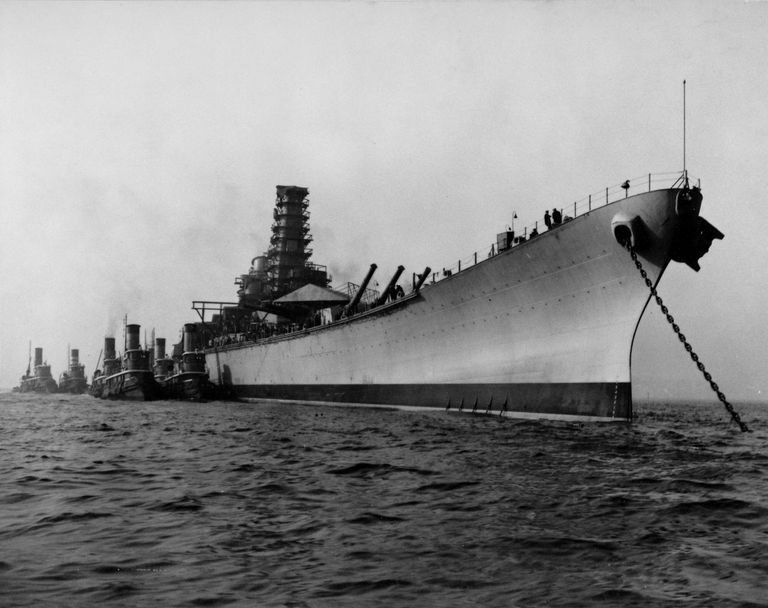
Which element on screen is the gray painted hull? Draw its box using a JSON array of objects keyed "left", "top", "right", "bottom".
[{"left": 207, "top": 189, "right": 687, "bottom": 421}]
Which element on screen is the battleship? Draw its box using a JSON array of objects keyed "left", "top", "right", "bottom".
[
  {"left": 189, "top": 175, "right": 722, "bottom": 422},
  {"left": 14, "top": 346, "right": 58, "bottom": 393}
]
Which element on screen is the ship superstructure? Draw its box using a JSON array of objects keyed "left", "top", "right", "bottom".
[
  {"left": 152, "top": 337, "right": 176, "bottom": 383},
  {"left": 236, "top": 185, "right": 329, "bottom": 308},
  {"left": 195, "top": 185, "right": 335, "bottom": 344},
  {"left": 58, "top": 348, "right": 88, "bottom": 394}
]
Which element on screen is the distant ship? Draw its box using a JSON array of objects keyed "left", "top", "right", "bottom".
[
  {"left": 14, "top": 346, "right": 58, "bottom": 393},
  {"left": 90, "top": 325, "right": 162, "bottom": 401},
  {"left": 57, "top": 348, "right": 88, "bottom": 394},
  {"left": 190, "top": 176, "right": 722, "bottom": 422}
]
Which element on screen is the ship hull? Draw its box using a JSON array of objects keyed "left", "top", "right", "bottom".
[
  {"left": 99, "top": 371, "right": 163, "bottom": 401},
  {"left": 16, "top": 378, "right": 58, "bottom": 394},
  {"left": 58, "top": 378, "right": 88, "bottom": 394},
  {"left": 160, "top": 372, "right": 219, "bottom": 402},
  {"left": 232, "top": 381, "right": 628, "bottom": 420},
  {"left": 205, "top": 188, "right": 702, "bottom": 421},
  {"left": 88, "top": 379, "right": 104, "bottom": 399}
]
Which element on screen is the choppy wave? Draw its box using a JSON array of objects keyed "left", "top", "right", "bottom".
[{"left": 0, "top": 392, "right": 766, "bottom": 607}]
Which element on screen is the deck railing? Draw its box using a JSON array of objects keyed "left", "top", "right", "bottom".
[{"left": 427, "top": 170, "right": 697, "bottom": 286}]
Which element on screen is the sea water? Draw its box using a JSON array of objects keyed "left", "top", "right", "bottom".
[{"left": 1, "top": 391, "right": 766, "bottom": 607}]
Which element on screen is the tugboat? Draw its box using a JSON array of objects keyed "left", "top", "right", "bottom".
[
  {"left": 158, "top": 324, "right": 218, "bottom": 401},
  {"left": 57, "top": 348, "right": 88, "bottom": 394},
  {"left": 14, "top": 345, "right": 58, "bottom": 393},
  {"left": 93, "top": 324, "right": 163, "bottom": 401},
  {"left": 89, "top": 337, "right": 117, "bottom": 399}
]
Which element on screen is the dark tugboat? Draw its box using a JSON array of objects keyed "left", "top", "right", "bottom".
[
  {"left": 89, "top": 337, "right": 117, "bottom": 398},
  {"left": 158, "top": 324, "right": 217, "bottom": 401},
  {"left": 57, "top": 348, "right": 88, "bottom": 394},
  {"left": 14, "top": 346, "right": 58, "bottom": 393},
  {"left": 92, "top": 324, "right": 163, "bottom": 401}
]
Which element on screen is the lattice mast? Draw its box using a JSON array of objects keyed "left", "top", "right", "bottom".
[{"left": 267, "top": 185, "right": 325, "bottom": 298}]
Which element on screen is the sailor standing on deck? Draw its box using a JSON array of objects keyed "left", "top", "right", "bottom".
[{"left": 544, "top": 210, "right": 552, "bottom": 229}]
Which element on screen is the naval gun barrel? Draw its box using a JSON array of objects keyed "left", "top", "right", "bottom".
[
  {"left": 345, "top": 264, "right": 377, "bottom": 315},
  {"left": 414, "top": 266, "right": 432, "bottom": 292},
  {"left": 374, "top": 265, "right": 405, "bottom": 307}
]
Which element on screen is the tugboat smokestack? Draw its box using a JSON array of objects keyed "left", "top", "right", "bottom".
[
  {"left": 155, "top": 338, "right": 166, "bottom": 360},
  {"left": 126, "top": 324, "right": 141, "bottom": 351},
  {"left": 183, "top": 324, "right": 197, "bottom": 353},
  {"left": 104, "top": 337, "right": 116, "bottom": 360},
  {"left": 70, "top": 349, "right": 80, "bottom": 366},
  {"left": 34, "top": 348, "right": 43, "bottom": 367}
]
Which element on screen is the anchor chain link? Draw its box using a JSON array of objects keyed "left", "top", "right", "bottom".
[{"left": 627, "top": 246, "right": 749, "bottom": 433}]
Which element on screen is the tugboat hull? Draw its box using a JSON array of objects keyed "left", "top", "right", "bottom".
[
  {"left": 100, "top": 371, "right": 163, "bottom": 401},
  {"left": 161, "top": 372, "right": 218, "bottom": 402}
]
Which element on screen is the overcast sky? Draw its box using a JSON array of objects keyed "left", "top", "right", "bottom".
[{"left": 1, "top": 0, "right": 766, "bottom": 404}]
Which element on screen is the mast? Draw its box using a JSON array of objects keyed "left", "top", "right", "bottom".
[
  {"left": 683, "top": 79, "right": 688, "bottom": 187},
  {"left": 93, "top": 349, "right": 103, "bottom": 377}
]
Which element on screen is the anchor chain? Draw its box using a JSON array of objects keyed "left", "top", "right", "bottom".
[{"left": 627, "top": 246, "right": 749, "bottom": 432}]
